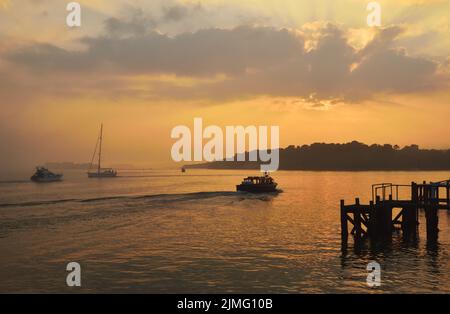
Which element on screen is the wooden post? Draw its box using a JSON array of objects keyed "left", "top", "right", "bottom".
[
  {"left": 376, "top": 196, "right": 391, "bottom": 238},
  {"left": 386, "top": 203, "right": 393, "bottom": 236},
  {"left": 411, "top": 182, "right": 420, "bottom": 228},
  {"left": 423, "top": 183, "right": 439, "bottom": 243},
  {"left": 411, "top": 182, "right": 417, "bottom": 202},
  {"left": 340, "top": 200, "right": 348, "bottom": 243},
  {"left": 446, "top": 182, "right": 449, "bottom": 210},
  {"left": 418, "top": 184, "right": 423, "bottom": 203},
  {"left": 354, "top": 198, "right": 362, "bottom": 241},
  {"left": 423, "top": 185, "right": 429, "bottom": 205},
  {"left": 368, "top": 200, "right": 375, "bottom": 238},
  {"left": 425, "top": 203, "right": 439, "bottom": 243},
  {"left": 402, "top": 204, "right": 417, "bottom": 240},
  {"left": 374, "top": 195, "right": 381, "bottom": 238}
]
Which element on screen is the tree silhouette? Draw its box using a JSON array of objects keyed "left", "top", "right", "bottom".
[{"left": 185, "top": 141, "right": 450, "bottom": 170}]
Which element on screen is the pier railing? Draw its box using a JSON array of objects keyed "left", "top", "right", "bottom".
[{"left": 372, "top": 183, "right": 411, "bottom": 202}]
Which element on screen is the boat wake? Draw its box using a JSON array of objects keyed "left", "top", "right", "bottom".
[
  {"left": 0, "top": 198, "right": 80, "bottom": 208},
  {"left": 0, "top": 191, "right": 280, "bottom": 237},
  {"left": 0, "top": 180, "right": 30, "bottom": 184},
  {"left": 0, "top": 191, "right": 276, "bottom": 209}
]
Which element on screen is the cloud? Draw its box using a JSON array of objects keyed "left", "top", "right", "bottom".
[
  {"left": 8, "top": 25, "right": 304, "bottom": 77},
  {"left": 104, "top": 7, "right": 157, "bottom": 37},
  {"left": 162, "top": 3, "right": 204, "bottom": 22},
  {"left": 352, "top": 48, "right": 437, "bottom": 93},
  {"left": 1, "top": 21, "right": 447, "bottom": 105},
  {"left": 357, "top": 26, "right": 404, "bottom": 57}
]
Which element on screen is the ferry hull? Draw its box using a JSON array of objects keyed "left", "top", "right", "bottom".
[
  {"left": 30, "top": 175, "right": 63, "bottom": 183},
  {"left": 236, "top": 184, "right": 278, "bottom": 193}
]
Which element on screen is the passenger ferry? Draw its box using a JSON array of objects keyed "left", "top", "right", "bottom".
[{"left": 236, "top": 172, "right": 278, "bottom": 193}]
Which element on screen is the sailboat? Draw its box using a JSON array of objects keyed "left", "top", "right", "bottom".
[{"left": 87, "top": 124, "right": 118, "bottom": 178}]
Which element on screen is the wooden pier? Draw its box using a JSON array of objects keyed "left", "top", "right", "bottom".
[{"left": 340, "top": 180, "right": 450, "bottom": 244}]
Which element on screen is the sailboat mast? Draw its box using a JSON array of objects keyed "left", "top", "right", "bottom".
[{"left": 98, "top": 124, "right": 103, "bottom": 174}]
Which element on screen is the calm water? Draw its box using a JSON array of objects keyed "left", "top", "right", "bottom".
[{"left": 0, "top": 170, "right": 449, "bottom": 293}]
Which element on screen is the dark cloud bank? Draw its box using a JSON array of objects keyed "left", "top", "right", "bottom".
[{"left": 3, "top": 21, "right": 448, "bottom": 104}]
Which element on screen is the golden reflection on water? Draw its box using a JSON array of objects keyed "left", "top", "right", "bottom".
[{"left": 0, "top": 170, "right": 449, "bottom": 293}]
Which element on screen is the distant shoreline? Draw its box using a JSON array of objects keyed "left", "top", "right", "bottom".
[
  {"left": 184, "top": 166, "right": 450, "bottom": 172},
  {"left": 184, "top": 141, "right": 450, "bottom": 172},
  {"left": 184, "top": 164, "right": 450, "bottom": 172}
]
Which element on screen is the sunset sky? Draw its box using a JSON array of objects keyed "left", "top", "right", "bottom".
[{"left": 1, "top": 0, "right": 450, "bottom": 170}]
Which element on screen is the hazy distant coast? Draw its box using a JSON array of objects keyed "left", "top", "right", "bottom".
[
  {"left": 184, "top": 141, "right": 450, "bottom": 171},
  {"left": 44, "top": 162, "right": 134, "bottom": 170},
  {"left": 44, "top": 162, "right": 94, "bottom": 170}
]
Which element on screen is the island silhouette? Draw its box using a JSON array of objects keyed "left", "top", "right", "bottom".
[{"left": 184, "top": 141, "right": 450, "bottom": 171}]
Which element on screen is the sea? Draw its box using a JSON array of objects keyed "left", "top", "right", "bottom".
[{"left": 0, "top": 169, "right": 449, "bottom": 293}]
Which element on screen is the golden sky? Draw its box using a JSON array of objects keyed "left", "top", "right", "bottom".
[{"left": 0, "top": 0, "right": 449, "bottom": 170}]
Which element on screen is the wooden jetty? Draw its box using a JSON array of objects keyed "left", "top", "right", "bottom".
[{"left": 340, "top": 180, "right": 450, "bottom": 244}]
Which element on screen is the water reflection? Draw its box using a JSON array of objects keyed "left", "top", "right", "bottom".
[
  {"left": 0, "top": 170, "right": 449, "bottom": 293},
  {"left": 340, "top": 231, "right": 446, "bottom": 292}
]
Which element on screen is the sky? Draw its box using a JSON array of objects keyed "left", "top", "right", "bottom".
[{"left": 0, "top": 0, "right": 449, "bottom": 170}]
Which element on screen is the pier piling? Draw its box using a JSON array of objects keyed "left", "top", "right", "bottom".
[{"left": 340, "top": 200, "right": 348, "bottom": 243}]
